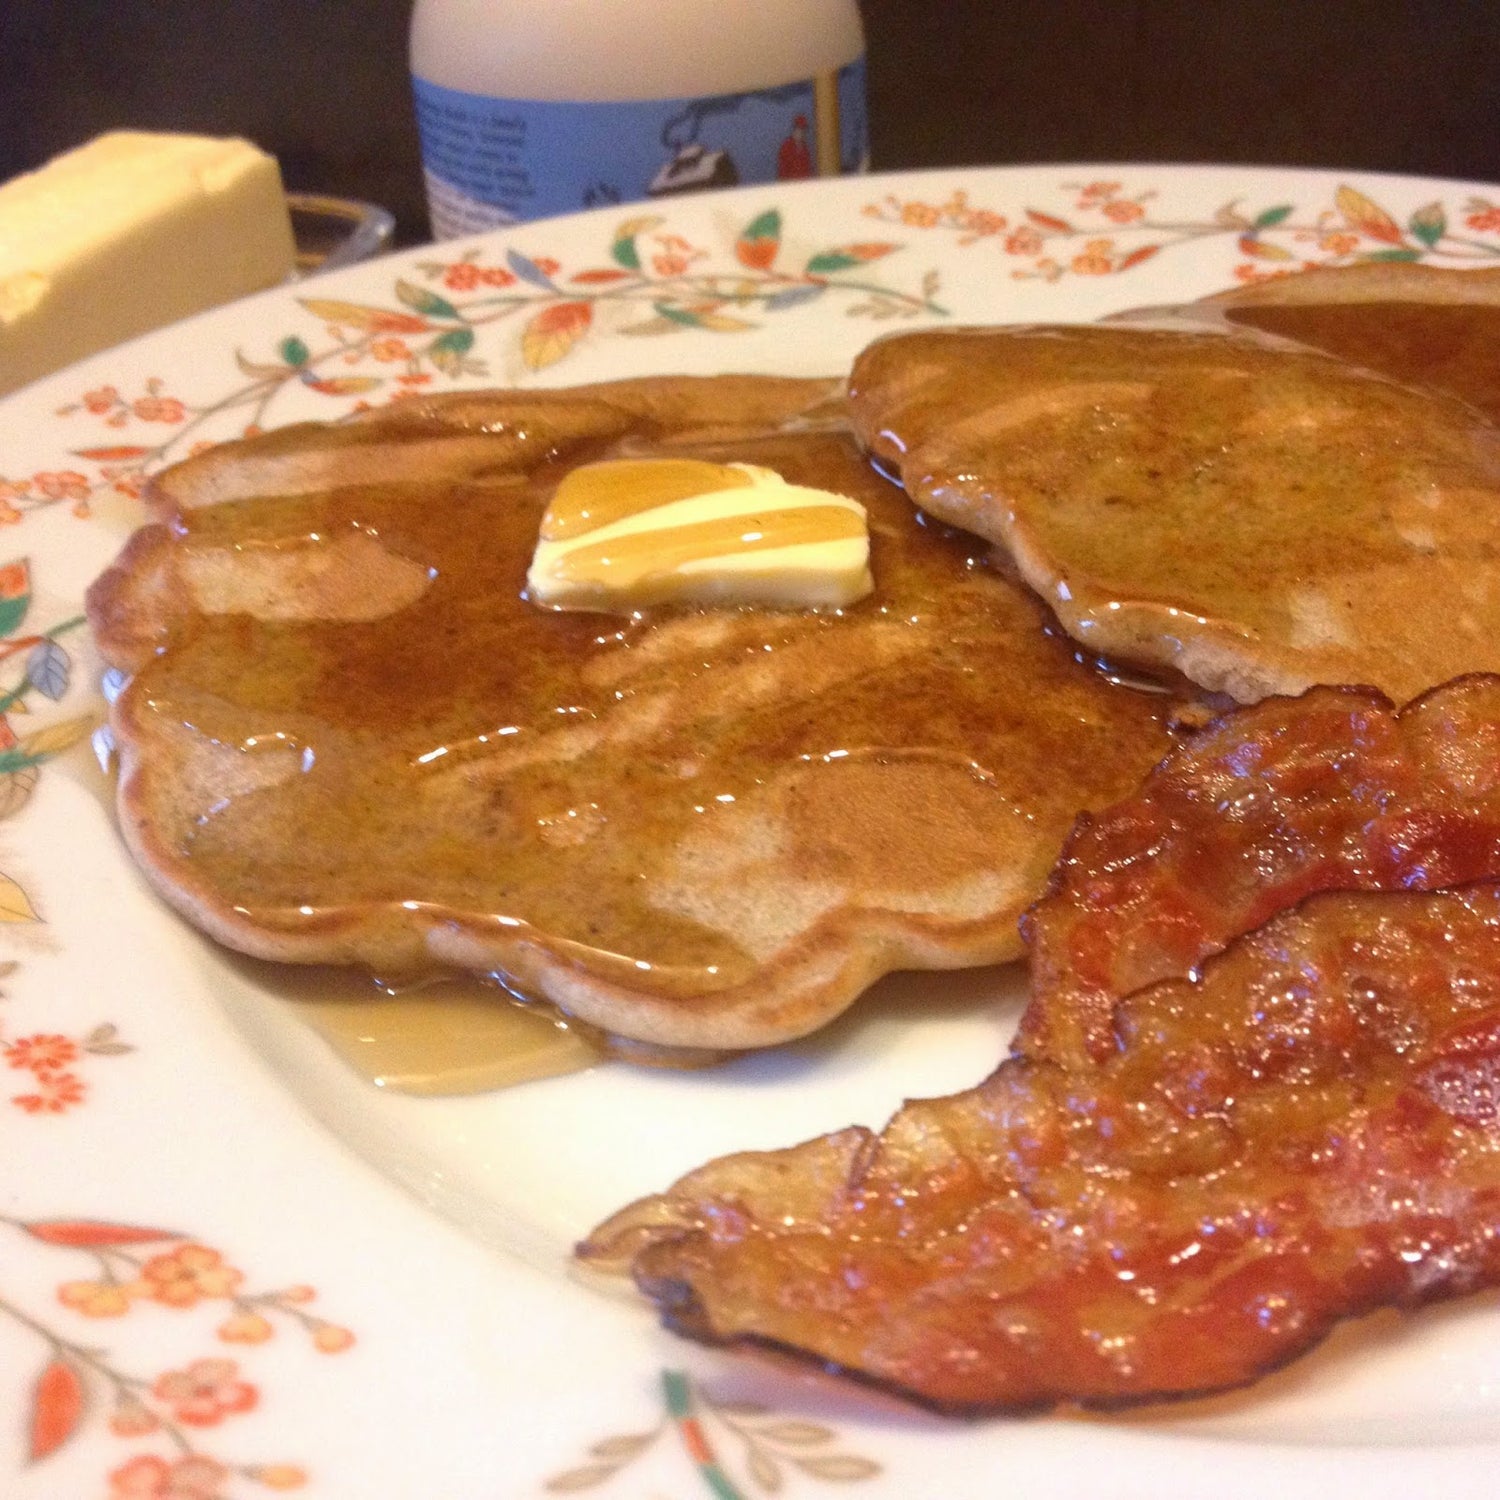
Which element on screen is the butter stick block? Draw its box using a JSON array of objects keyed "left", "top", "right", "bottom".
[
  {"left": 528, "top": 459, "right": 874, "bottom": 612},
  {"left": 0, "top": 131, "right": 297, "bottom": 396}
]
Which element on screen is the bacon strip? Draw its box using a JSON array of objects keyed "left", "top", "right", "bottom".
[
  {"left": 581, "top": 883, "right": 1500, "bottom": 1412},
  {"left": 1020, "top": 675, "right": 1500, "bottom": 1069}
]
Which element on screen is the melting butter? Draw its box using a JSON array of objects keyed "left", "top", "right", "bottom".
[
  {"left": 527, "top": 457, "right": 873, "bottom": 611},
  {"left": 540, "top": 457, "right": 755, "bottom": 540}
]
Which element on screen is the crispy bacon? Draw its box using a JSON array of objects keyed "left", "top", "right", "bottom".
[
  {"left": 581, "top": 884, "right": 1500, "bottom": 1412},
  {"left": 1020, "top": 675, "right": 1500, "bottom": 1069}
]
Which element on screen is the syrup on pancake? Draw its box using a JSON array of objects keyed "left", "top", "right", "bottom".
[
  {"left": 848, "top": 315, "right": 1500, "bottom": 705},
  {"left": 1202, "top": 261, "right": 1500, "bottom": 423},
  {"left": 88, "top": 379, "right": 1179, "bottom": 1054},
  {"left": 1221, "top": 299, "right": 1500, "bottom": 423}
]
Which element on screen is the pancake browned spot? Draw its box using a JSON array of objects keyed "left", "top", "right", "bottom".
[
  {"left": 88, "top": 377, "right": 1179, "bottom": 1052},
  {"left": 849, "top": 308, "right": 1500, "bottom": 705}
]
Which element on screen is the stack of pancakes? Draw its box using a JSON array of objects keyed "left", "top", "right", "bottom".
[{"left": 87, "top": 262, "right": 1500, "bottom": 1054}]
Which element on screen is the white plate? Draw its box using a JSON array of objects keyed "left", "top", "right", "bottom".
[{"left": 6, "top": 163, "right": 1500, "bottom": 1500}]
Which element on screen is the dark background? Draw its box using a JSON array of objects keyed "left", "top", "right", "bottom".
[{"left": 2, "top": 0, "right": 1496, "bottom": 247}]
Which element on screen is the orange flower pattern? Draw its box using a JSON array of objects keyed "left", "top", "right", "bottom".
[
  {"left": 0, "top": 180, "right": 1487, "bottom": 531},
  {"left": 443, "top": 260, "right": 516, "bottom": 291},
  {"left": 12, "top": 1070, "right": 87, "bottom": 1114},
  {"left": 152, "top": 1358, "right": 258, "bottom": 1427},
  {"left": 33, "top": 469, "right": 90, "bottom": 501},
  {"left": 863, "top": 178, "right": 1500, "bottom": 286},
  {"left": 4, "top": 1014, "right": 132, "bottom": 1116},
  {"left": 0, "top": 173, "right": 1495, "bottom": 1497},
  {"left": 141, "top": 1244, "right": 245, "bottom": 1307},
  {"left": 310, "top": 1323, "right": 356, "bottom": 1353},
  {"left": 6, "top": 1032, "right": 78, "bottom": 1071},
  {"left": 217, "top": 1310, "right": 274, "bottom": 1344},
  {"left": 2, "top": 1216, "right": 349, "bottom": 1492},
  {"left": 109, "top": 1453, "right": 230, "bottom": 1499},
  {"left": 10, "top": 206, "right": 939, "bottom": 519},
  {"left": 132, "top": 394, "right": 187, "bottom": 424},
  {"left": 60, "top": 1278, "right": 136, "bottom": 1317}
]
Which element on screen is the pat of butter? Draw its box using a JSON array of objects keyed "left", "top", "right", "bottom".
[
  {"left": 0, "top": 131, "right": 296, "bottom": 397},
  {"left": 527, "top": 458, "right": 874, "bottom": 611}
]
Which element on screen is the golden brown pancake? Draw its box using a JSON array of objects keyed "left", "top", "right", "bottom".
[
  {"left": 849, "top": 311, "right": 1500, "bottom": 705},
  {"left": 89, "top": 377, "right": 1178, "bottom": 1052}
]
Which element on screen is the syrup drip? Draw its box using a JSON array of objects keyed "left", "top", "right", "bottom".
[{"left": 291, "top": 970, "right": 600, "bottom": 1094}]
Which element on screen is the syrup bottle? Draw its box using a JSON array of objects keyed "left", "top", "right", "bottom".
[{"left": 409, "top": 0, "right": 868, "bottom": 239}]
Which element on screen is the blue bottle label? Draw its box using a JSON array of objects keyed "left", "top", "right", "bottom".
[{"left": 413, "top": 57, "right": 868, "bottom": 237}]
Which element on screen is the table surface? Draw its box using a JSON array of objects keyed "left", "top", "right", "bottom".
[{"left": 1, "top": 0, "right": 1496, "bottom": 246}]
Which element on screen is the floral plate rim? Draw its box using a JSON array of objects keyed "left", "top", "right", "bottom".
[{"left": 4, "top": 162, "right": 1500, "bottom": 1500}]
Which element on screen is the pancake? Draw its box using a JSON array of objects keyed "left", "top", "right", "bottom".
[
  {"left": 88, "top": 377, "right": 1179, "bottom": 1052},
  {"left": 848, "top": 288, "right": 1500, "bottom": 705}
]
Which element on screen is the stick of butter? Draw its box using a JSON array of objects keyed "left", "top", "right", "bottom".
[
  {"left": 528, "top": 457, "right": 874, "bottom": 611},
  {"left": 0, "top": 131, "right": 296, "bottom": 397}
]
